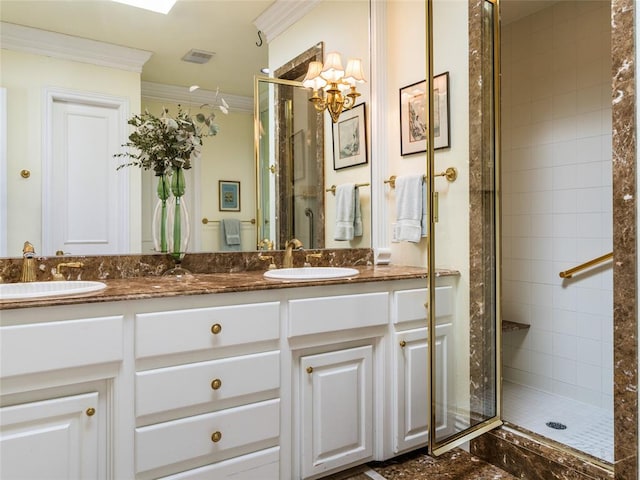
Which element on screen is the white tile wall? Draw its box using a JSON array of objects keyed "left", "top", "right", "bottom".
[{"left": 501, "top": 1, "right": 613, "bottom": 409}]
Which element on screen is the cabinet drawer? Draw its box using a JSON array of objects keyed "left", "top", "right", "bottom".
[
  {"left": 288, "top": 292, "right": 388, "bottom": 337},
  {"left": 0, "top": 316, "right": 123, "bottom": 378},
  {"left": 135, "top": 399, "right": 280, "bottom": 475},
  {"left": 394, "top": 286, "right": 453, "bottom": 325},
  {"left": 159, "top": 446, "right": 279, "bottom": 480},
  {"left": 135, "top": 302, "right": 279, "bottom": 359},
  {"left": 136, "top": 350, "right": 280, "bottom": 417}
]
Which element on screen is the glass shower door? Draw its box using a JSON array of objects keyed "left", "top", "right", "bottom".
[{"left": 428, "top": 0, "right": 502, "bottom": 455}]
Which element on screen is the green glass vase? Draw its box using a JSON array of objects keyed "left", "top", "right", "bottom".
[
  {"left": 151, "top": 174, "right": 171, "bottom": 253},
  {"left": 166, "top": 167, "right": 191, "bottom": 262}
]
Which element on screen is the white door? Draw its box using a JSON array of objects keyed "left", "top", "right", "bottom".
[
  {"left": 300, "top": 345, "right": 373, "bottom": 479},
  {"left": 0, "top": 392, "right": 101, "bottom": 480},
  {"left": 45, "top": 95, "right": 128, "bottom": 255}
]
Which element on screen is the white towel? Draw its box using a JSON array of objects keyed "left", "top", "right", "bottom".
[
  {"left": 334, "top": 183, "right": 362, "bottom": 241},
  {"left": 221, "top": 218, "right": 241, "bottom": 251},
  {"left": 395, "top": 174, "right": 425, "bottom": 243}
]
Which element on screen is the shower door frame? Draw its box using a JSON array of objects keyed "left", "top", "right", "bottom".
[{"left": 427, "top": 0, "right": 503, "bottom": 456}]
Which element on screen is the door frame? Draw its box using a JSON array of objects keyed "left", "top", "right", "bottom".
[{"left": 428, "top": 0, "right": 503, "bottom": 455}]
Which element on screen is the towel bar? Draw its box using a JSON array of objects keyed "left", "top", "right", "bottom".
[
  {"left": 325, "top": 183, "right": 370, "bottom": 195},
  {"left": 384, "top": 167, "right": 457, "bottom": 189},
  {"left": 202, "top": 218, "right": 256, "bottom": 225}
]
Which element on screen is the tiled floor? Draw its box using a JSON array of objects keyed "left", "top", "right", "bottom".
[
  {"left": 502, "top": 380, "right": 614, "bottom": 463},
  {"left": 324, "top": 449, "right": 518, "bottom": 480}
]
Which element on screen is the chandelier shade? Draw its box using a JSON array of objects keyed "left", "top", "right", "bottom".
[{"left": 303, "top": 52, "right": 366, "bottom": 123}]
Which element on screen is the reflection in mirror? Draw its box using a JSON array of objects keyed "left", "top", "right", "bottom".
[
  {"left": 0, "top": 0, "right": 372, "bottom": 257},
  {"left": 256, "top": 77, "right": 323, "bottom": 250}
]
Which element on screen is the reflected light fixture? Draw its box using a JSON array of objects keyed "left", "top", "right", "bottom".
[
  {"left": 302, "top": 52, "right": 366, "bottom": 123},
  {"left": 112, "top": 0, "right": 177, "bottom": 14}
]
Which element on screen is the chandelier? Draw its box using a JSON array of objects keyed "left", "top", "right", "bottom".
[{"left": 302, "top": 52, "right": 366, "bottom": 123}]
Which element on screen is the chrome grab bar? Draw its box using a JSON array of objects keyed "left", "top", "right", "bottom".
[{"left": 559, "top": 252, "right": 613, "bottom": 279}]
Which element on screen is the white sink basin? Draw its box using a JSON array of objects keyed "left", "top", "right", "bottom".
[
  {"left": 0, "top": 281, "right": 107, "bottom": 300},
  {"left": 263, "top": 267, "right": 359, "bottom": 281}
]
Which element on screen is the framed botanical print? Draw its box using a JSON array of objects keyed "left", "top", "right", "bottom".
[
  {"left": 400, "top": 73, "right": 450, "bottom": 155},
  {"left": 433, "top": 72, "right": 450, "bottom": 150},
  {"left": 400, "top": 80, "right": 428, "bottom": 155},
  {"left": 332, "top": 103, "right": 368, "bottom": 170},
  {"left": 218, "top": 180, "right": 240, "bottom": 211}
]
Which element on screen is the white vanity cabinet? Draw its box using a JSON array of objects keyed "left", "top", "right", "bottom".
[
  {"left": 133, "top": 301, "right": 281, "bottom": 480},
  {"left": 391, "top": 283, "right": 455, "bottom": 455},
  {"left": 0, "top": 306, "right": 125, "bottom": 480},
  {"left": 0, "top": 272, "right": 458, "bottom": 480},
  {"left": 288, "top": 290, "right": 388, "bottom": 479}
]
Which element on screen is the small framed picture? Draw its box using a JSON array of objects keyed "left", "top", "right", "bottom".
[
  {"left": 333, "top": 103, "right": 368, "bottom": 170},
  {"left": 433, "top": 72, "right": 450, "bottom": 150},
  {"left": 218, "top": 180, "right": 240, "bottom": 211},
  {"left": 400, "top": 80, "right": 428, "bottom": 155},
  {"left": 399, "top": 73, "right": 450, "bottom": 155}
]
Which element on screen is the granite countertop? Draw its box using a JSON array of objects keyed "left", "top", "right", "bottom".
[{"left": 0, "top": 265, "right": 459, "bottom": 310}]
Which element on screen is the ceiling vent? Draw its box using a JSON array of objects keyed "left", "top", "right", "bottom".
[{"left": 181, "top": 49, "right": 215, "bottom": 64}]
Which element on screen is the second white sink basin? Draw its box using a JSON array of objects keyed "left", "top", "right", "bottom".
[
  {"left": 0, "top": 281, "right": 107, "bottom": 300},
  {"left": 263, "top": 267, "right": 359, "bottom": 281}
]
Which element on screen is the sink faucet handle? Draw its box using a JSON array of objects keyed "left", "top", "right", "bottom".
[
  {"left": 258, "top": 254, "right": 277, "bottom": 270},
  {"left": 304, "top": 253, "right": 322, "bottom": 267},
  {"left": 258, "top": 238, "right": 274, "bottom": 251},
  {"left": 53, "top": 262, "right": 84, "bottom": 280}
]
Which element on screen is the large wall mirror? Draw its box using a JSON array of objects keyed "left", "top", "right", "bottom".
[{"left": 0, "top": 0, "right": 371, "bottom": 257}]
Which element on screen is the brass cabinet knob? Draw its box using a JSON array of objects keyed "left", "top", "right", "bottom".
[
  {"left": 399, "top": 340, "right": 407, "bottom": 348},
  {"left": 86, "top": 407, "right": 96, "bottom": 416},
  {"left": 211, "top": 323, "right": 222, "bottom": 335},
  {"left": 306, "top": 366, "right": 313, "bottom": 374},
  {"left": 211, "top": 431, "right": 222, "bottom": 443},
  {"left": 211, "top": 378, "right": 222, "bottom": 390}
]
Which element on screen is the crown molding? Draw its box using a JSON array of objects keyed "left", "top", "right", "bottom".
[
  {"left": 253, "top": 0, "right": 321, "bottom": 43},
  {"left": 141, "top": 82, "right": 253, "bottom": 114},
  {"left": 0, "top": 22, "right": 152, "bottom": 72}
]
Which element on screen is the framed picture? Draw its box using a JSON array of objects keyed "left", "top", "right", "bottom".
[
  {"left": 332, "top": 103, "right": 368, "bottom": 170},
  {"left": 292, "top": 129, "right": 306, "bottom": 181},
  {"left": 400, "top": 73, "right": 450, "bottom": 155},
  {"left": 433, "top": 72, "right": 450, "bottom": 150},
  {"left": 400, "top": 80, "right": 428, "bottom": 155},
  {"left": 218, "top": 180, "right": 240, "bottom": 211}
]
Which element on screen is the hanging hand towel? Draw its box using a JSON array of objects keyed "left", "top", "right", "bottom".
[
  {"left": 334, "top": 183, "right": 362, "bottom": 241},
  {"left": 221, "top": 218, "right": 241, "bottom": 251},
  {"left": 354, "top": 186, "right": 363, "bottom": 238},
  {"left": 395, "top": 174, "right": 424, "bottom": 243}
]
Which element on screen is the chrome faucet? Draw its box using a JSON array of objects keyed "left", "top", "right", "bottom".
[
  {"left": 20, "top": 241, "right": 37, "bottom": 282},
  {"left": 283, "top": 238, "right": 303, "bottom": 268}
]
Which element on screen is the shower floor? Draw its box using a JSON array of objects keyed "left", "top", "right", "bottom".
[{"left": 502, "top": 381, "right": 613, "bottom": 463}]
